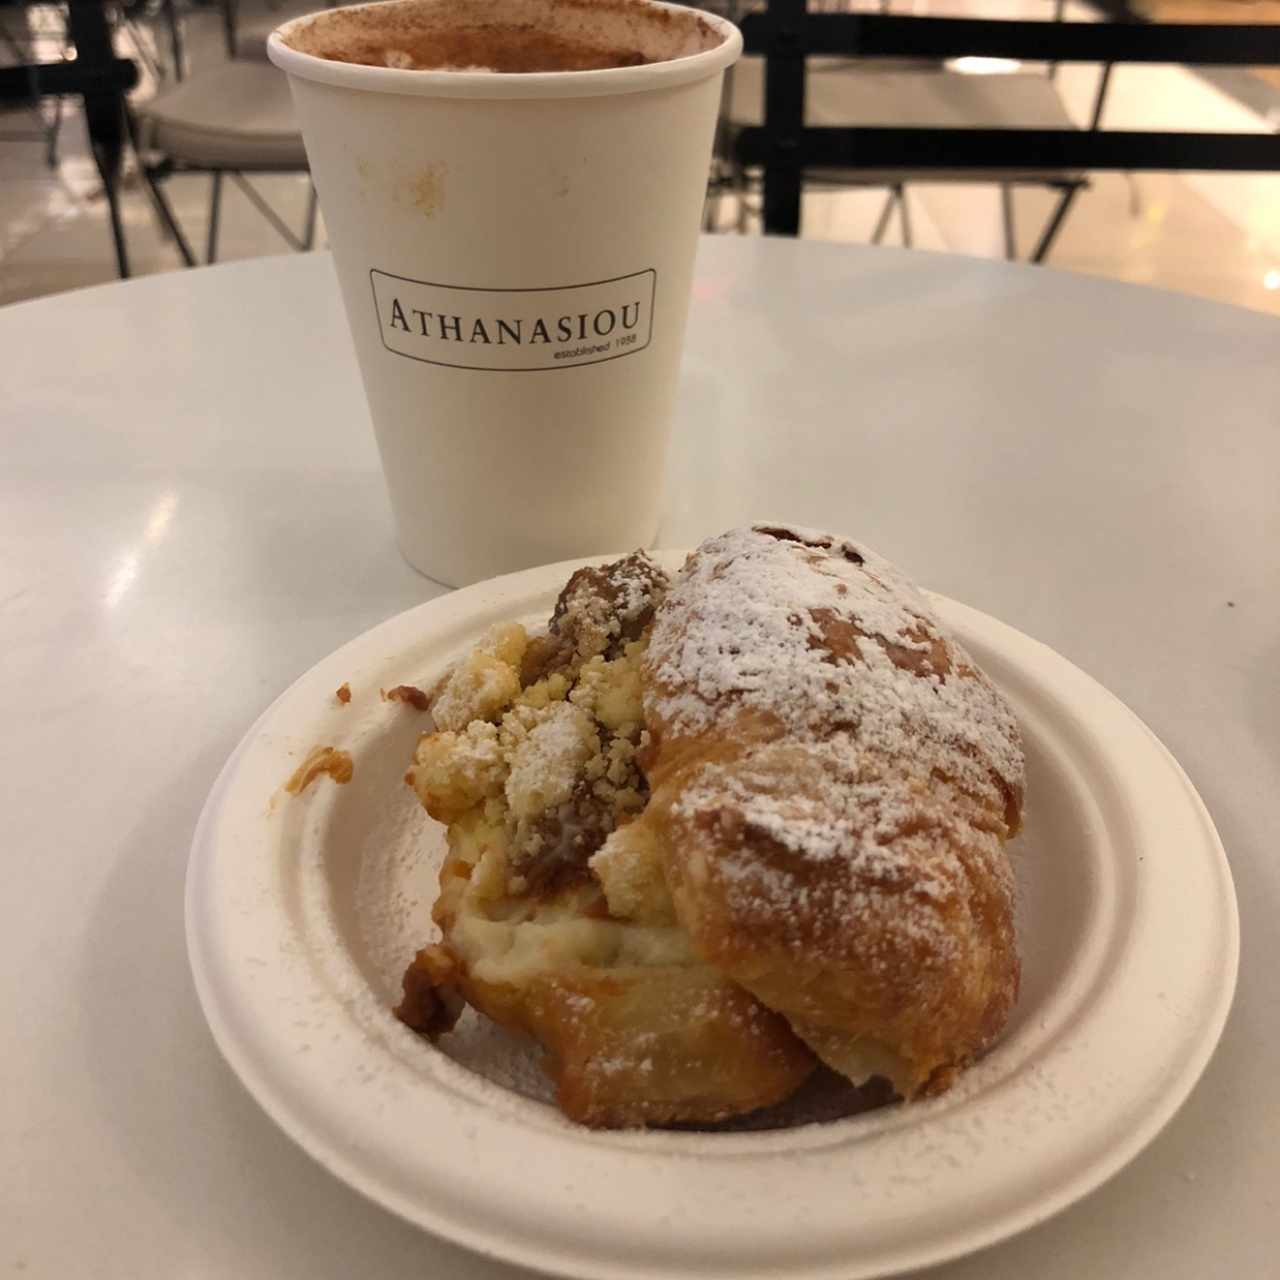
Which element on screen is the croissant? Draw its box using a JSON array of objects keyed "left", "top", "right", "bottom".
[
  {"left": 631, "top": 525, "right": 1024, "bottom": 1097},
  {"left": 398, "top": 525, "right": 1024, "bottom": 1124}
]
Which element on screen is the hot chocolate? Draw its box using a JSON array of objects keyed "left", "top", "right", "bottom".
[
  {"left": 307, "top": 24, "right": 648, "bottom": 73},
  {"left": 283, "top": 0, "right": 716, "bottom": 74}
]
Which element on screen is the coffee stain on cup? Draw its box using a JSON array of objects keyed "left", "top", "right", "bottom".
[
  {"left": 356, "top": 158, "right": 446, "bottom": 217},
  {"left": 354, "top": 156, "right": 372, "bottom": 203},
  {"left": 401, "top": 163, "right": 447, "bottom": 217}
]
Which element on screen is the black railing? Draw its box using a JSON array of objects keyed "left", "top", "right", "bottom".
[{"left": 734, "top": 3, "right": 1280, "bottom": 236}]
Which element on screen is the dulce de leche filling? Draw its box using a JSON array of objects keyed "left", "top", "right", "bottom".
[{"left": 284, "top": 0, "right": 722, "bottom": 74}]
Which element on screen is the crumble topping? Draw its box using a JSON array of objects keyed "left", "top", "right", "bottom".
[{"left": 408, "top": 552, "right": 670, "bottom": 902}]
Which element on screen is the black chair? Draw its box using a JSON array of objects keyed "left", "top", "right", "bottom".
[
  {"left": 711, "top": 0, "right": 1091, "bottom": 257},
  {"left": 734, "top": 4, "right": 1280, "bottom": 259},
  {"left": 0, "top": 0, "right": 138, "bottom": 274}
]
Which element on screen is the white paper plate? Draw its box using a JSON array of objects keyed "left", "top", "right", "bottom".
[{"left": 186, "top": 553, "right": 1238, "bottom": 1280}]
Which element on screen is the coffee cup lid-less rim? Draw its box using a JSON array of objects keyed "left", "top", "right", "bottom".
[{"left": 267, "top": 0, "right": 743, "bottom": 100}]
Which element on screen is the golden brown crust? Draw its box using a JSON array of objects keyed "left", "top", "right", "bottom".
[
  {"left": 639, "top": 526, "right": 1024, "bottom": 1097},
  {"left": 438, "top": 824, "right": 816, "bottom": 1127},
  {"left": 394, "top": 944, "right": 465, "bottom": 1036},
  {"left": 646, "top": 763, "right": 1018, "bottom": 1094},
  {"left": 456, "top": 961, "right": 813, "bottom": 1128}
]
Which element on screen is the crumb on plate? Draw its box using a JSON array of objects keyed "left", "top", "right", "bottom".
[
  {"left": 285, "top": 745, "right": 354, "bottom": 794},
  {"left": 383, "top": 684, "right": 432, "bottom": 711}
]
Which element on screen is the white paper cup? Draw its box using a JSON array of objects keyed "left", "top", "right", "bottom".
[{"left": 268, "top": 0, "right": 741, "bottom": 586}]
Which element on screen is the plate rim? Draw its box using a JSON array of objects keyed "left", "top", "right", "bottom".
[{"left": 185, "top": 552, "right": 1240, "bottom": 1280}]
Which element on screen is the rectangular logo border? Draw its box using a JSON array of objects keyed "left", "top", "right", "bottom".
[{"left": 368, "top": 268, "right": 657, "bottom": 373}]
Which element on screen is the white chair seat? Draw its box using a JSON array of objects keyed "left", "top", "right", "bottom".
[
  {"left": 139, "top": 61, "right": 306, "bottom": 170},
  {"left": 727, "top": 57, "right": 1083, "bottom": 184}
]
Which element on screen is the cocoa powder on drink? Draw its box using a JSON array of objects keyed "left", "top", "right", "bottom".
[
  {"left": 283, "top": 0, "right": 718, "bottom": 73},
  {"left": 319, "top": 24, "right": 648, "bottom": 72}
]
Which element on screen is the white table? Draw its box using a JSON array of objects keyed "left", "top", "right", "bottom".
[{"left": 3, "top": 237, "right": 1277, "bottom": 1279}]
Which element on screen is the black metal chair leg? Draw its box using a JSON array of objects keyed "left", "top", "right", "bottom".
[
  {"left": 82, "top": 104, "right": 130, "bottom": 276},
  {"left": 206, "top": 171, "right": 224, "bottom": 263},
  {"left": 1001, "top": 182, "right": 1017, "bottom": 261},
  {"left": 302, "top": 181, "right": 319, "bottom": 250},
  {"left": 734, "top": 165, "right": 752, "bottom": 235},
  {"left": 143, "top": 166, "right": 197, "bottom": 266},
  {"left": 896, "top": 184, "right": 913, "bottom": 249},
  {"left": 1031, "top": 184, "right": 1081, "bottom": 264},
  {"left": 870, "top": 188, "right": 897, "bottom": 245},
  {"left": 702, "top": 174, "right": 725, "bottom": 233},
  {"left": 763, "top": 162, "right": 802, "bottom": 237},
  {"left": 171, "top": 0, "right": 187, "bottom": 78},
  {"left": 123, "top": 107, "right": 197, "bottom": 267},
  {"left": 46, "top": 93, "right": 63, "bottom": 168},
  {"left": 99, "top": 161, "right": 131, "bottom": 278},
  {"left": 230, "top": 172, "right": 305, "bottom": 251}
]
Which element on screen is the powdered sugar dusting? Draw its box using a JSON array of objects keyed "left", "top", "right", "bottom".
[
  {"left": 612, "top": 552, "right": 664, "bottom": 627},
  {"left": 649, "top": 524, "right": 1022, "bottom": 807},
  {"left": 504, "top": 702, "right": 597, "bottom": 820},
  {"left": 646, "top": 525, "right": 1023, "bottom": 967}
]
